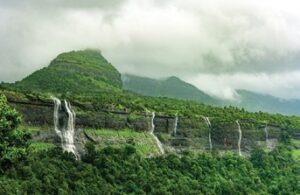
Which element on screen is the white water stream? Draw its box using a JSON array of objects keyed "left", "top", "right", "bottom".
[
  {"left": 52, "top": 97, "right": 79, "bottom": 159},
  {"left": 236, "top": 120, "right": 242, "bottom": 156},
  {"left": 151, "top": 112, "right": 165, "bottom": 154}
]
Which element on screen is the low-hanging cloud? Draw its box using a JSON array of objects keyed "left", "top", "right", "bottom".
[
  {"left": 1, "top": 0, "right": 300, "bottom": 99},
  {"left": 187, "top": 71, "right": 300, "bottom": 100}
]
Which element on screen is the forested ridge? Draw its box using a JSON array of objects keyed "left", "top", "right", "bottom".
[
  {"left": 1, "top": 50, "right": 300, "bottom": 132},
  {"left": 0, "top": 95, "right": 299, "bottom": 194},
  {"left": 0, "top": 50, "right": 300, "bottom": 194},
  {"left": 2, "top": 50, "right": 300, "bottom": 132}
]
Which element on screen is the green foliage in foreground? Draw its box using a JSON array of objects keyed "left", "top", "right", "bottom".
[
  {"left": 0, "top": 93, "right": 299, "bottom": 194},
  {"left": 0, "top": 145, "right": 298, "bottom": 194},
  {"left": 0, "top": 95, "right": 29, "bottom": 170}
]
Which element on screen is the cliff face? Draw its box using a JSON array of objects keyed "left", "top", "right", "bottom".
[
  {"left": 3, "top": 49, "right": 297, "bottom": 157},
  {"left": 8, "top": 98, "right": 282, "bottom": 155}
]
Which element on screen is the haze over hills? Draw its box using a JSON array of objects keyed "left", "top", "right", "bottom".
[
  {"left": 122, "top": 74, "right": 218, "bottom": 105},
  {"left": 123, "top": 74, "right": 300, "bottom": 115},
  {"left": 5, "top": 49, "right": 300, "bottom": 116},
  {"left": 232, "top": 90, "right": 300, "bottom": 115}
]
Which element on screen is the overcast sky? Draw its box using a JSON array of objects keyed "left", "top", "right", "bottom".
[{"left": 1, "top": 0, "right": 300, "bottom": 100}]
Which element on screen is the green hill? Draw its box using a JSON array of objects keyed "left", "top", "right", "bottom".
[
  {"left": 13, "top": 49, "right": 122, "bottom": 94},
  {"left": 122, "top": 74, "right": 218, "bottom": 105},
  {"left": 123, "top": 74, "right": 300, "bottom": 115}
]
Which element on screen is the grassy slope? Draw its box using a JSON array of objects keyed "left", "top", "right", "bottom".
[
  {"left": 12, "top": 49, "right": 122, "bottom": 94},
  {"left": 27, "top": 142, "right": 56, "bottom": 153},
  {"left": 85, "top": 128, "right": 160, "bottom": 156}
]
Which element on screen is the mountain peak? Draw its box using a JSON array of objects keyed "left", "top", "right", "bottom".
[
  {"left": 13, "top": 49, "right": 122, "bottom": 94},
  {"left": 50, "top": 49, "right": 107, "bottom": 67},
  {"left": 165, "top": 76, "right": 180, "bottom": 81}
]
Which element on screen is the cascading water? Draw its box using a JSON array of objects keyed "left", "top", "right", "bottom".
[
  {"left": 151, "top": 112, "right": 165, "bottom": 154},
  {"left": 63, "top": 100, "right": 78, "bottom": 156},
  {"left": 173, "top": 116, "right": 178, "bottom": 136},
  {"left": 51, "top": 97, "right": 79, "bottom": 159},
  {"left": 202, "top": 116, "right": 212, "bottom": 152},
  {"left": 52, "top": 97, "right": 62, "bottom": 139},
  {"left": 264, "top": 123, "right": 269, "bottom": 148},
  {"left": 236, "top": 120, "right": 242, "bottom": 156}
]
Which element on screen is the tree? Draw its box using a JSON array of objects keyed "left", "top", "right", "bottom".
[{"left": 0, "top": 95, "right": 29, "bottom": 170}]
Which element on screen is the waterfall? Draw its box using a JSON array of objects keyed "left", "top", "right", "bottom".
[
  {"left": 63, "top": 100, "right": 78, "bottom": 157},
  {"left": 202, "top": 116, "right": 212, "bottom": 152},
  {"left": 264, "top": 124, "right": 269, "bottom": 148},
  {"left": 52, "top": 97, "right": 62, "bottom": 139},
  {"left": 174, "top": 116, "right": 178, "bottom": 136},
  {"left": 236, "top": 120, "right": 242, "bottom": 156},
  {"left": 150, "top": 112, "right": 165, "bottom": 154},
  {"left": 51, "top": 97, "right": 79, "bottom": 159}
]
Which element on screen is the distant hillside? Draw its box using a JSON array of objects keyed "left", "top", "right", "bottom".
[
  {"left": 6, "top": 49, "right": 300, "bottom": 116},
  {"left": 122, "top": 74, "right": 218, "bottom": 105},
  {"left": 123, "top": 74, "right": 300, "bottom": 115},
  {"left": 231, "top": 90, "right": 300, "bottom": 116},
  {"left": 13, "top": 49, "right": 122, "bottom": 94}
]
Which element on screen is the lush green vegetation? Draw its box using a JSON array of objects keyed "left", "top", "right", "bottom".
[
  {"left": 1, "top": 49, "right": 300, "bottom": 193},
  {"left": 2, "top": 49, "right": 300, "bottom": 133},
  {"left": 122, "top": 74, "right": 217, "bottom": 105},
  {"left": 18, "top": 126, "right": 41, "bottom": 134},
  {"left": 291, "top": 139, "right": 300, "bottom": 161},
  {"left": 4, "top": 85, "right": 300, "bottom": 134},
  {"left": 71, "top": 90, "right": 300, "bottom": 133},
  {"left": 10, "top": 50, "right": 122, "bottom": 94},
  {"left": 0, "top": 95, "right": 29, "bottom": 170},
  {"left": 27, "top": 142, "right": 55, "bottom": 153},
  {"left": 123, "top": 74, "right": 300, "bottom": 115},
  {"left": 1, "top": 89, "right": 299, "bottom": 194},
  {"left": 292, "top": 139, "right": 300, "bottom": 145},
  {"left": 3, "top": 145, "right": 300, "bottom": 194},
  {"left": 85, "top": 128, "right": 160, "bottom": 156}
]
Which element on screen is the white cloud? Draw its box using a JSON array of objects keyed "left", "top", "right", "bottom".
[
  {"left": 187, "top": 71, "right": 300, "bottom": 100},
  {"left": 0, "top": 0, "right": 300, "bottom": 99}
]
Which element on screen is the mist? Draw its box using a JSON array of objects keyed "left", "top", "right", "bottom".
[{"left": 1, "top": 0, "right": 300, "bottom": 100}]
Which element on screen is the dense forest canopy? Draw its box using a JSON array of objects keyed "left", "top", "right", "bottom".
[{"left": 0, "top": 95, "right": 299, "bottom": 194}]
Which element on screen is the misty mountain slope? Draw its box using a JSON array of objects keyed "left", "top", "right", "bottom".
[
  {"left": 12, "top": 49, "right": 122, "bottom": 94},
  {"left": 6, "top": 48, "right": 300, "bottom": 116},
  {"left": 122, "top": 74, "right": 218, "bottom": 105},
  {"left": 232, "top": 90, "right": 300, "bottom": 115},
  {"left": 123, "top": 74, "right": 300, "bottom": 115}
]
